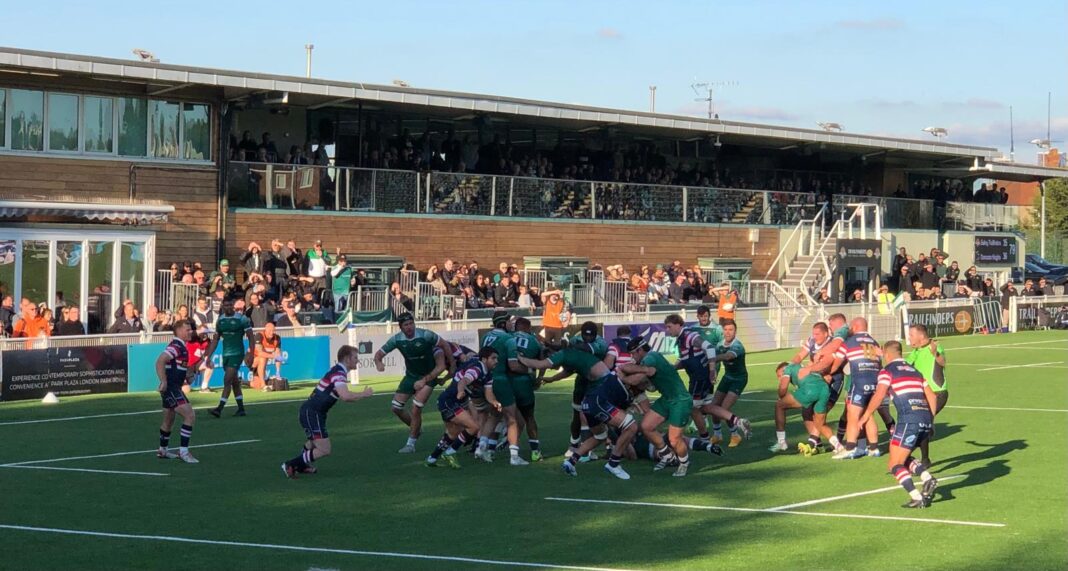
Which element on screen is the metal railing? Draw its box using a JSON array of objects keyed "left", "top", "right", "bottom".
[
  {"left": 155, "top": 269, "right": 174, "bottom": 310},
  {"left": 227, "top": 162, "right": 1034, "bottom": 231},
  {"left": 350, "top": 286, "right": 389, "bottom": 312},
  {"left": 169, "top": 283, "right": 200, "bottom": 313}
]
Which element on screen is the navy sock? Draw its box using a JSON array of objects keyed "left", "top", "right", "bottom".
[
  {"left": 179, "top": 424, "right": 193, "bottom": 448},
  {"left": 529, "top": 439, "right": 540, "bottom": 451},
  {"left": 608, "top": 454, "right": 622, "bottom": 468},
  {"left": 159, "top": 429, "right": 171, "bottom": 449}
]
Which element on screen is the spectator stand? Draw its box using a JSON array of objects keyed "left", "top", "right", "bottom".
[{"left": 1010, "top": 294, "right": 1068, "bottom": 331}]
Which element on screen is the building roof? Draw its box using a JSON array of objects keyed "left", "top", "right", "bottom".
[{"left": 0, "top": 46, "right": 1008, "bottom": 160}]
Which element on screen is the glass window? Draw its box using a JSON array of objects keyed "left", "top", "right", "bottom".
[
  {"left": 47, "top": 93, "right": 80, "bottom": 152},
  {"left": 119, "top": 242, "right": 145, "bottom": 312},
  {"left": 117, "top": 97, "right": 147, "bottom": 156},
  {"left": 10, "top": 89, "right": 44, "bottom": 151},
  {"left": 87, "top": 241, "right": 114, "bottom": 333},
  {"left": 182, "top": 103, "right": 211, "bottom": 160},
  {"left": 55, "top": 241, "right": 83, "bottom": 309},
  {"left": 83, "top": 96, "right": 114, "bottom": 153},
  {"left": 0, "top": 90, "right": 6, "bottom": 148},
  {"left": 20, "top": 240, "right": 50, "bottom": 305},
  {"left": 0, "top": 239, "right": 15, "bottom": 302},
  {"left": 149, "top": 100, "right": 180, "bottom": 159}
]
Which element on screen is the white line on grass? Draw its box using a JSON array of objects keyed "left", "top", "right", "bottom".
[
  {"left": 0, "top": 465, "right": 168, "bottom": 477},
  {"left": 941, "top": 404, "right": 1068, "bottom": 413},
  {"left": 949, "top": 339, "right": 1067, "bottom": 351},
  {"left": 765, "top": 475, "right": 965, "bottom": 511},
  {"left": 0, "top": 399, "right": 307, "bottom": 427},
  {"left": 0, "top": 439, "right": 260, "bottom": 467},
  {"left": 0, "top": 524, "right": 642, "bottom": 571},
  {"left": 545, "top": 497, "right": 1005, "bottom": 528},
  {"left": 977, "top": 361, "right": 1064, "bottom": 372}
]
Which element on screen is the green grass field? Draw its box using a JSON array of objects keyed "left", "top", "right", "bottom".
[{"left": 1, "top": 331, "right": 1066, "bottom": 571}]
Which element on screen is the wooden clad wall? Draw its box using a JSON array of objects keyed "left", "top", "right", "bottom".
[
  {"left": 227, "top": 210, "right": 780, "bottom": 276},
  {"left": 0, "top": 155, "right": 218, "bottom": 265}
]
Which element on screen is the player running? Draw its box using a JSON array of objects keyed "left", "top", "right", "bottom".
[
  {"left": 859, "top": 340, "right": 939, "bottom": 508},
  {"left": 426, "top": 347, "right": 498, "bottom": 469},
  {"left": 621, "top": 338, "right": 696, "bottom": 477},
  {"left": 209, "top": 301, "right": 256, "bottom": 418},
  {"left": 281, "top": 345, "right": 374, "bottom": 478},
  {"left": 156, "top": 320, "right": 199, "bottom": 464},
  {"left": 374, "top": 312, "right": 454, "bottom": 454},
  {"left": 771, "top": 361, "right": 843, "bottom": 455},
  {"left": 664, "top": 314, "right": 751, "bottom": 445},
  {"left": 832, "top": 318, "right": 884, "bottom": 459},
  {"left": 711, "top": 319, "right": 749, "bottom": 447},
  {"left": 904, "top": 324, "right": 948, "bottom": 466}
]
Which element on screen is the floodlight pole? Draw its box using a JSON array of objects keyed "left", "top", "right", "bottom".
[
  {"left": 305, "top": 44, "right": 314, "bottom": 78},
  {"left": 1040, "top": 181, "right": 1047, "bottom": 258}
]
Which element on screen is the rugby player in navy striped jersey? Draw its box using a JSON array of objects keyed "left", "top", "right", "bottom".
[
  {"left": 156, "top": 319, "right": 199, "bottom": 464},
  {"left": 281, "top": 345, "right": 374, "bottom": 478}
]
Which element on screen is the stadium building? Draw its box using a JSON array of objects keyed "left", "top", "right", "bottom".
[{"left": 0, "top": 46, "right": 1064, "bottom": 331}]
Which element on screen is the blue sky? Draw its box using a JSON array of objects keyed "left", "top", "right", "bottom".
[{"left": 6, "top": 0, "right": 1065, "bottom": 156}]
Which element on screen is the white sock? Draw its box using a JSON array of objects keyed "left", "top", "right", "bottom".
[
  {"left": 776, "top": 430, "right": 787, "bottom": 445},
  {"left": 443, "top": 448, "right": 455, "bottom": 456},
  {"left": 477, "top": 436, "right": 488, "bottom": 451},
  {"left": 829, "top": 436, "right": 842, "bottom": 449},
  {"left": 509, "top": 445, "right": 520, "bottom": 458},
  {"left": 179, "top": 446, "right": 189, "bottom": 454},
  {"left": 406, "top": 436, "right": 417, "bottom": 447},
  {"left": 909, "top": 489, "right": 923, "bottom": 501},
  {"left": 919, "top": 471, "right": 933, "bottom": 483},
  {"left": 487, "top": 438, "right": 498, "bottom": 449}
]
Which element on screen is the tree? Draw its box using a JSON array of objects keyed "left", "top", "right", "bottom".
[{"left": 1026, "top": 178, "right": 1068, "bottom": 264}]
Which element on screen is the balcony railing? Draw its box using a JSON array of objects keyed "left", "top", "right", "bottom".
[{"left": 225, "top": 162, "right": 1031, "bottom": 231}]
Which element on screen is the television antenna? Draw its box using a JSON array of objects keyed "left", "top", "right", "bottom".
[{"left": 691, "top": 80, "right": 737, "bottom": 119}]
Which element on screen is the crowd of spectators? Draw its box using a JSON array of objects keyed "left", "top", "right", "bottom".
[{"left": 897, "top": 178, "right": 1010, "bottom": 204}]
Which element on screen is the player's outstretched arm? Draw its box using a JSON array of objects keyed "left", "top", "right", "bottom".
[
  {"left": 518, "top": 355, "right": 552, "bottom": 370},
  {"left": 373, "top": 349, "right": 387, "bottom": 372},
  {"left": 336, "top": 382, "right": 374, "bottom": 402}
]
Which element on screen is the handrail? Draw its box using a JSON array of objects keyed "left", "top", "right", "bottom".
[
  {"left": 764, "top": 216, "right": 806, "bottom": 280},
  {"left": 797, "top": 218, "right": 842, "bottom": 296}
]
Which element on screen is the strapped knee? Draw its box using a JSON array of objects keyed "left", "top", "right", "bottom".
[
  {"left": 390, "top": 399, "right": 405, "bottom": 411},
  {"left": 594, "top": 431, "right": 608, "bottom": 441},
  {"left": 619, "top": 413, "right": 636, "bottom": 431},
  {"left": 571, "top": 402, "right": 583, "bottom": 412},
  {"left": 412, "top": 399, "right": 425, "bottom": 409},
  {"left": 632, "top": 392, "right": 649, "bottom": 404}
]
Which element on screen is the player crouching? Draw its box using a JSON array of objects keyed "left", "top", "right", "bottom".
[
  {"left": 425, "top": 347, "right": 498, "bottom": 469},
  {"left": 281, "top": 345, "right": 374, "bottom": 478}
]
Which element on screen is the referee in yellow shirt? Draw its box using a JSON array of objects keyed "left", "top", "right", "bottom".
[{"left": 905, "top": 324, "right": 948, "bottom": 466}]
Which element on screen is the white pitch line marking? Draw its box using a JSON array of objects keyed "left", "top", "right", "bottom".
[
  {"left": 545, "top": 497, "right": 1005, "bottom": 528},
  {"left": 977, "top": 361, "right": 1063, "bottom": 372},
  {"left": 950, "top": 339, "right": 1068, "bottom": 351},
  {"left": 0, "top": 439, "right": 260, "bottom": 467},
  {"left": 942, "top": 404, "right": 1068, "bottom": 413},
  {"left": 0, "top": 399, "right": 307, "bottom": 427},
  {"left": 765, "top": 475, "right": 965, "bottom": 511},
  {"left": 0, "top": 465, "right": 168, "bottom": 477},
  {"left": 0, "top": 524, "right": 642, "bottom": 571}
]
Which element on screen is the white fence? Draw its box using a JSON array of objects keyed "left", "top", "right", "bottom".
[{"left": 169, "top": 283, "right": 201, "bottom": 313}]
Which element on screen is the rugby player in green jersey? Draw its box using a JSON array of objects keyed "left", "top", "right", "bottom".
[
  {"left": 542, "top": 322, "right": 609, "bottom": 461},
  {"left": 519, "top": 336, "right": 617, "bottom": 463},
  {"left": 511, "top": 317, "right": 546, "bottom": 462},
  {"left": 711, "top": 319, "right": 749, "bottom": 447},
  {"left": 208, "top": 301, "right": 256, "bottom": 418},
  {"left": 620, "top": 338, "right": 694, "bottom": 477},
  {"left": 375, "top": 312, "right": 454, "bottom": 453},
  {"left": 771, "top": 360, "right": 843, "bottom": 455},
  {"left": 480, "top": 311, "right": 528, "bottom": 465}
]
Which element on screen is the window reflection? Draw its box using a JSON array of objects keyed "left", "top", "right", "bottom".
[
  {"left": 10, "top": 89, "right": 43, "bottom": 151},
  {"left": 21, "top": 240, "right": 50, "bottom": 305},
  {"left": 84, "top": 97, "right": 114, "bottom": 153},
  {"left": 149, "top": 101, "right": 179, "bottom": 158},
  {"left": 87, "top": 241, "right": 114, "bottom": 334},
  {"left": 47, "top": 93, "right": 79, "bottom": 151},
  {"left": 55, "top": 241, "right": 83, "bottom": 309}
]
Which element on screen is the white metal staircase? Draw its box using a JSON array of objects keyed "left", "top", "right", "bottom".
[{"left": 766, "top": 203, "right": 882, "bottom": 305}]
